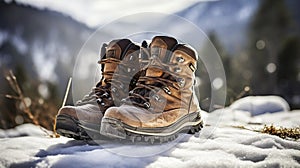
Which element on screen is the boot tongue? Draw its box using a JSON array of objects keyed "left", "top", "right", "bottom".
[
  {"left": 102, "top": 39, "right": 134, "bottom": 83},
  {"left": 149, "top": 36, "right": 178, "bottom": 61},
  {"left": 105, "top": 39, "right": 133, "bottom": 60},
  {"left": 147, "top": 36, "right": 178, "bottom": 77}
]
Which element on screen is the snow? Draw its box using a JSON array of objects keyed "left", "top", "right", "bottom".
[
  {"left": 0, "top": 123, "right": 48, "bottom": 138},
  {"left": 1, "top": 109, "right": 300, "bottom": 167},
  {"left": 230, "top": 96, "right": 290, "bottom": 116}
]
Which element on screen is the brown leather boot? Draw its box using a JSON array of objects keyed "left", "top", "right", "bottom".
[
  {"left": 100, "top": 36, "right": 203, "bottom": 143},
  {"left": 55, "top": 39, "right": 141, "bottom": 140}
]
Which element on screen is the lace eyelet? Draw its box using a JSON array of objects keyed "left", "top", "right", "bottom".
[
  {"left": 163, "top": 86, "right": 171, "bottom": 95},
  {"left": 178, "top": 78, "right": 185, "bottom": 87},
  {"left": 151, "top": 47, "right": 160, "bottom": 57},
  {"left": 174, "top": 67, "right": 181, "bottom": 73},
  {"left": 129, "top": 55, "right": 134, "bottom": 61},
  {"left": 152, "top": 54, "right": 158, "bottom": 58},
  {"left": 111, "top": 87, "right": 117, "bottom": 93},
  {"left": 153, "top": 95, "right": 160, "bottom": 101},
  {"left": 101, "top": 102, "right": 105, "bottom": 106},
  {"left": 103, "top": 92, "right": 109, "bottom": 97},
  {"left": 96, "top": 98, "right": 102, "bottom": 104},
  {"left": 176, "top": 57, "right": 185, "bottom": 63},
  {"left": 144, "top": 102, "right": 151, "bottom": 109}
]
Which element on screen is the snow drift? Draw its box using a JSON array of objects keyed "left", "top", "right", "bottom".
[{"left": 230, "top": 96, "right": 290, "bottom": 116}]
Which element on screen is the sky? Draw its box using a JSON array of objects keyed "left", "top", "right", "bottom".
[{"left": 15, "top": 0, "right": 213, "bottom": 28}]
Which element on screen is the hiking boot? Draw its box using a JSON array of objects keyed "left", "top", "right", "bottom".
[
  {"left": 100, "top": 36, "right": 203, "bottom": 143},
  {"left": 55, "top": 39, "right": 141, "bottom": 140}
]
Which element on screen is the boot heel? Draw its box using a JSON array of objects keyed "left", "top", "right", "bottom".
[{"left": 188, "top": 120, "right": 204, "bottom": 134}]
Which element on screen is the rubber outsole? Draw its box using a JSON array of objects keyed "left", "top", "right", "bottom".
[
  {"left": 56, "top": 114, "right": 103, "bottom": 141},
  {"left": 100, "top": 112, "right": 203, "bottom": 144}
]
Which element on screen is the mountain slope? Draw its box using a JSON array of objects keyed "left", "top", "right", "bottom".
[
  {"left": 0, "top": 1, "right": 93, "bottom": 94},
  {"left": 175, "top": 0, "right": 259, "bottom": 53}
]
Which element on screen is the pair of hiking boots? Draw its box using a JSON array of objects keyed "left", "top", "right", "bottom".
[{"left": 55, "top": 36, "right": 203, "bottom": 143}]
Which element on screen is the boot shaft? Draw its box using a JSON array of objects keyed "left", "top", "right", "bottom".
[
  {"left": 130, "top": 36, "right": 200, "bottom": 113},
  {"left": 96, "top": 39, "right": 141, "bottom": 111},
  {"left": 99, "top": 39, "right": 140, "bottom": 86}
]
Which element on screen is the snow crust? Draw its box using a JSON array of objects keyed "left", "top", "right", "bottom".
[
  {"left": 230, "top": 96, "right": 290, "bottom": 116},
  {"left": 0, "top": 123, "right": 47, "bottom": 138}
]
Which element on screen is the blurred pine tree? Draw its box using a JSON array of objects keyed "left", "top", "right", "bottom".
[{"left": 247, "top": 0, "right": 292, "bottom": 93}]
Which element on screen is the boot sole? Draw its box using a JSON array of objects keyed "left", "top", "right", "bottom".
[
  {"left": 100, "top": 112, "right": 203, "bottom": 144},
  {"left": 56, "top": 114, "right": 103, "bottom": 140}
]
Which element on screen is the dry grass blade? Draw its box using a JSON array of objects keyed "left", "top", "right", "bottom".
[
  {"left": 62, "top": 77, "right": 72, "bottom": 107},
  {"left": 5, "top": 70, "right": 39, "bottom": 125},
  {"left": 5, "top": 94, "right": 21, "bottom": 100},
  {"left": 51, "top": 77, "right": 72, "bottom": 138},
  {"left": 231, "top": 125, "right": 260, "bottom": 132},
  {"left": 230, "top": 86, "right": 251, "bottom": 104},
  {"left": 4, "top": 70, "right": 60, "bottom": 137}
]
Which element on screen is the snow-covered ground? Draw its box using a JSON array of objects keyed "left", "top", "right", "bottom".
[{"left": 1, "top": 97, "right": 300, "bottom": 168}]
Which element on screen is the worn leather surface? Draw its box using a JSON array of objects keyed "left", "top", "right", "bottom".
[
  {"left": 57, "top": 39, "right": 141, "bottom": 125},
  {"left": 104, "top": 36, "right": 201, "bottom": 128},
  {"left": 58, "top": 104, "right": 103, "bottom": 124}
]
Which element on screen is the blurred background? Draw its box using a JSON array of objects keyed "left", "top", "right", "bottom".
[{"left": 0, "top": 0, "right": 299, "bottom": 130}]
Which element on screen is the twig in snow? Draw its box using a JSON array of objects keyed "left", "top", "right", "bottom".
[
  {"left": 5, "top": 70, "right": 39, "bottom": 125},
  {"left": 261, "top": 125, "right": 300, "bottom": 140},
  {"left": 230, "top": 124, "right": 300, "bottom": 140}
]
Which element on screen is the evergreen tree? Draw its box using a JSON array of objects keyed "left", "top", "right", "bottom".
[
  {"left": 247, "top": 0, "right": 292, "bottom": 94},
  {"left": 277, "top": 36, "right": 300, "bottom": 105},
  {"left": 278, "top": 36, "right": 299, "bottom": 82}
]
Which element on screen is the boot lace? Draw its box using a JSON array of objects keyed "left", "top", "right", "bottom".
[
  {"left": 122, "top": 60, "right": 181, "bottom": 110},
  {"left": 95, "top": 57, "right": 138, "bottom": 111},
  {"left": 75, "top": 88, "right": 98, "bottom": 106}
]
